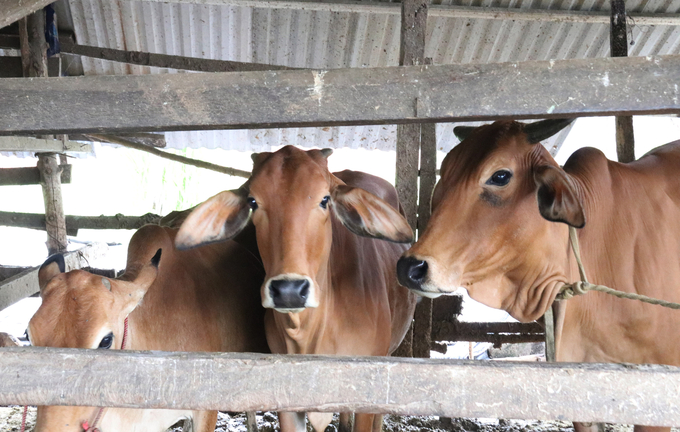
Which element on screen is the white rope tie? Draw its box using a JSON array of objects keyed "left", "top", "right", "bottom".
[{"left": 556, "top": 226, "right": 680, "bottom": 310}]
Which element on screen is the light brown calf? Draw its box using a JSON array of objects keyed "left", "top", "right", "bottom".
[
  {"left": 177, "top": 146, "right": 416, "bottom": 432},
  {"left": 28, "top": 224, "right": 268, "bottom": 432}
]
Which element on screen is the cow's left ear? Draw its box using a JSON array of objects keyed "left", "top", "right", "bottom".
[
  {"left": 331, "top": 184, "right": 414, "bottom": 243},
  {"left": 175, "top": 190, "right": 251, "bottom": 250},
  {"left": 38, "top": 254, "right": 65, "bottom": 292},
  {"left": 533, "top": 165, "right": 585, "bottom": 228}
]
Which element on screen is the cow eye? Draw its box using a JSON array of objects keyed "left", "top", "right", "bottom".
[
  {"left": 98, "top": 333, "right": 114, "bottom": 349},
  {"left": 486, "top": 170, "right": 513, "bottom": 186},
  {"left": 320, "top": 195, "right": 330, "bottom": 209},
  {"left": 247, "top": 197, "right": 258, "bottom": 210}
]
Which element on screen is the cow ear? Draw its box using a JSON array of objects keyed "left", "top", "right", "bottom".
[
  {"left": 534, "top": 165, "right": 585, "bottom": 228},
  {"left": 453, "top": 126, "right": 476, "bottom": 141},
  {"left": 38, "top": 254, "right": 65, "bottom": 292},
  {"left": 332, "top": 184, "right": 414, "bottom": 243},
  {"left": 119, "top": 249, "right": 162, "bottom": 315},
  {"left": 175, "top": 190, "right": 251, "bottom": 250}
]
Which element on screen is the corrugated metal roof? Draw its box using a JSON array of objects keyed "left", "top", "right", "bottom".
[{"left": 63, "top": 0, "right": 680, "bottom": 152}]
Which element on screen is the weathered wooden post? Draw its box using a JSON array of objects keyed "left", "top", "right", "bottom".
[
  {"left": 19, "top": 9, "right": 68, "bottom": 255},
  {"left": 611, "top": 0, "right": 635, "bottom": 163},
  {"left": 394, "top": 0, "right": 432, "bottom": 358}
]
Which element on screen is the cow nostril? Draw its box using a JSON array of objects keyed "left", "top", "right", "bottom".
[
  {"left": 408, "top": 260, "right": 428, "bottom": 282},
  {"left": 396, "top": 257, "right": 429, "bottom": 290},
  {"left": 269, "top": 279, "right": 311, "bottom": 309}
]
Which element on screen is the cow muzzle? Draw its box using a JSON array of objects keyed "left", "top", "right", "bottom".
[
  {"left": 396, "top": 256, "right": 444, "bottom": 299},
  {"left": 263, "top": 275, "right": 318, "bottom": 313}
]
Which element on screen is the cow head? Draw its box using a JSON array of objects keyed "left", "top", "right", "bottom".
[
  {"left": 176, "top": 145, "right": 412, "bottom": 314},
  {"left": 28, "top": 250, "right": 161, "bottom": 432},
  {"left": 397, "top": 119, "right": 581, "bottom": 322}
]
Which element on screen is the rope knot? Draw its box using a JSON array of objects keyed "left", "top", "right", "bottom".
[{"left": 557, "top": 281, "right": 591, "bottom": 300}]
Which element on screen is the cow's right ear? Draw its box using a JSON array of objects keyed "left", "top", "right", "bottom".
[
  {"left": 175, "top": 190, "right": 251, "bottom": 249},
  {"left": 533, "top": 165, "right": 585, "bottom": 228},
  {"left": 38, "top": 254, "right": 65, "bottom": 292}
]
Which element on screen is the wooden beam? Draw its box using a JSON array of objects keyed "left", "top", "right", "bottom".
[
  {"left": 59, "top": 34, "right": 297, "bottom": 73},
  {"left": 120, "top": 0, "right": 680, "bottom": 26},
  {"left": 21, "top": 8, "right": 68, "bottom": 256},
  {"left": 0, "top": 165, "right": 71, "bottom": 186},
  {"left": 1, "top": 56, "right": 680, "bottom": 135},
  {"left": 0, "top": 243, "right": 108, "bottom": 311},
  {"left": 394, "top": 0, "right": 427, "bottom": 359},
  {"left": 2, "top": 349, "right": 680, "bottom": 426},
  {"left": 0, "top": 211, "right": 162, "bottom": 235},
  {"left": 610, "top": 0, "right": 635, "bottom": 163},
  {"left": 0, "top": 34, "right": 20, "bottom": 50},
  {"left": 0, "top": 136, "right": 92, "bottom": 153},
  {"left": 0, "top": 57, "right": 60, "bottom": 78},
  {"left": 87, "top": 134, "right": 251, "bottom": 178},
  {"left": 0, "top": 0, "right": 54, "bottom": 31}
]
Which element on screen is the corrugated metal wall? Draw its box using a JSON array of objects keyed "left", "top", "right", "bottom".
[{"left": 65, "top": 0, "right": 680, "bottom": 152}]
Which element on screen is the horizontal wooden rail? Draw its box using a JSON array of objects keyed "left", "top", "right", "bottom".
[
  {"left": 0, "top": 211, "right": 162, "bottom": 235},
  {"left": 432, "top": 321, "right": 545, "bottom": 346},
  {"left": 0, "top": 244, "right": 108, "bottom": 311},
  {"left": 1, "top": 55, "right": 680, "bottom": 135},
  {"left": 0, "top": 136, "right": 92, "bottom": 153},
  {"left": 0, "top": 165, "right": 71, "bottom": 186},
  {"left": 1, "top": 348, "right": 679, "bottom": 426},
  {"left": 59, "top": 33, "right": 299, "bottom": 73}
]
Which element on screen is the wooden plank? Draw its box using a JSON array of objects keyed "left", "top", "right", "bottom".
[
  {"left": 0, "top": 136, "right": 92, "bottom": 153},
  {"left": 0, "top": 165, "right": 71, "bottom": 186},
  {"left": 610, "top": 0, "right": 635, "bottom": 163},
  {"left": 37, "top": 154, "right": 67, "bottom": 254},
  {"left": 0, "top": 243, "right": 108, "bottom": 311},
  {"left": 87, "top": 134, "right": 250, "bottom": 178},
  {"left": 121, "top": 0, "right": 680, "bottom": 26},
  {"left": 394, "top": 0, "right": 427, "bottom": 358},
  {"left": 0, "top": 34, "right": 20, "bottom": 50},
  {"left": 431, "top": 321, "right": 545, "bottom": 345},
  {"left": 0, "top": 211, "right": 162, "bottom": 235},
  {"left": 0, "top": 57, "right": 60, "bottom": 78},
  {"left": 59, "top": 34, "right": 298, "bottom": 73},
  {"left": 1, "top": 55, "right": 679, "bottom": 135},
  {"left": 1, "top": 349, "right": 680, "bottom": 426},
  {"left": 0, "top": 0, "right": 54, "bottom": 31}
]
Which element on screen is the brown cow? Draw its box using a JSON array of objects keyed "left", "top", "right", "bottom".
[
  {"left": 28, "top": 224, "right": 268, "bottom": 432},
  {"left": 397, "top": 119, "right": 680, "bottom": 432},
  {"left": 176, "top": 146, "right": 417, "bottom": 432}
]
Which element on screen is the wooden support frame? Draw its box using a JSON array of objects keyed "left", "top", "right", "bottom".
[
  {"left": 2, "top": 55, "right": 680, "bottom": 135},
  {"left": 610, "top": 0, "right": 635, "bottom": 163},
  {"left": 59, "top": 33, "right": 297, "bottom": 73},
  {"left": 0, "top": 0, "right": 55, "bottom": 30},
  {"left": 0, "top": 211, "right": 162, "bottom": 236},
  {"left": 0, "top": 165, "right": 71, "bottom": 186},
  {"left": 2, "top": 349, "right": 680, "bottom": 426},
  {"left": 120, "top": 0, "right": 680, "bottom": 26},
  {"left": 0, "top": 136, "right": 92, "bottom": 153},
  {"left": 0, "top": 243, "right": 108, "bottom": 311}
]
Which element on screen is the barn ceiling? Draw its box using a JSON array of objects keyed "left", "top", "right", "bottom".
[{"left": 55, "top": 0, "right": 680, "bottom": 153}]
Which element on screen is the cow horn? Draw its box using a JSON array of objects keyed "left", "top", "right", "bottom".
[
  {"left": 523, "top": 119, "right": 575, "bottom": 144},
  {"left": 453, "top": 126, "right": 476, "bottom": 142},
  {"left": 320, "top": 148, "right": 333, "bottom": 158},
  {"left": 250, "top": 152, "right": 259, "bottom": 163}
]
